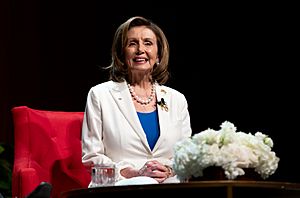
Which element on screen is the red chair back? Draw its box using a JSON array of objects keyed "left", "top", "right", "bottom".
[{"left": 12, "top": 106, "right": 90, "bottom": 198}]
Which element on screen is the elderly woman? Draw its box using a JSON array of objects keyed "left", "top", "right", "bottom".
[{"left": 81, "top": 16, "right": 192, "bottom": 185}]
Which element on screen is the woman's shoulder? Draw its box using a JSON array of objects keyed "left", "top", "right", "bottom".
[
  {"left": 90, "top": 81, "right": 112, "bottom": 89},
  {"left": 157, "top": 84, "right": 185, "bottom": 97},
  {"left": 89, "top": 80, "right": 123, "bottom": 92}
]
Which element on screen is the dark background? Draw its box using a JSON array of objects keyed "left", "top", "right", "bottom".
[{"left": 1, "top": 1, "right": 299, "bottom": 182}]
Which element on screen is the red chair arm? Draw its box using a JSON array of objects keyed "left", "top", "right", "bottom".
[{"left": 14, "top": 168, "right": 39, "bottom": 198}]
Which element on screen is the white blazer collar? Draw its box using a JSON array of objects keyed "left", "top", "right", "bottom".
[
  {"left": 109, "top": 81, "right": 172, "bottom": 153},
  {"left": 109, "top": 81, "right": 150, "bottom": 150},
  {"left": 152, "top": 84, "right": 170, "bottom": 152}
]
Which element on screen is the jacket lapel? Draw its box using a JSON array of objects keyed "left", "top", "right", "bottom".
[
  {"left": 109, "top": 81, "right": 150, "bottom": 151},
  {"left": 153, "top": 84, "right": 170, "bottom": 152}
]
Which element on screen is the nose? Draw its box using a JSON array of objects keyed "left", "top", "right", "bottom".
[{"left": 136, "top": 44, "right": 145, "bottom": 54}]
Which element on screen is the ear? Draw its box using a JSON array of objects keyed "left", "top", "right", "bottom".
[{"left": 156, "top": 58, "right": 160, "bottom": 65}]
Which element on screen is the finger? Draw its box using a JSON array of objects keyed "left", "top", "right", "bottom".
[{"left": 150, "top": 164, "right": 168, "bottom": 172}]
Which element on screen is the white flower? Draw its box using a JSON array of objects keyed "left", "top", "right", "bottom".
[{"left": 173, "top": 121, "right": 280, "bottom": 182}]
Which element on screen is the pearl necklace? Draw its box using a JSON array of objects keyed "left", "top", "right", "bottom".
[{"left": 128, "top": 83, "right": 155, "bottom": 105}]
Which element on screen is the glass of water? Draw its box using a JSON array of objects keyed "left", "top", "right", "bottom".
[{"left": 90, "top": 164, "right": 116, "bottom": 187}]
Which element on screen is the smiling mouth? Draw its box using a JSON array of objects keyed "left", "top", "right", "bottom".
[{"left": 133, "top": 58, "right": 149, "bottom": 63}]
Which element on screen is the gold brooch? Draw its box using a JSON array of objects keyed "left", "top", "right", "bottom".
[
  {"left": 161, "top": 89, "right": 167, "bottom": 94},
  {"left": 157, "top": 98, "right": 168, "bottom": 112}
]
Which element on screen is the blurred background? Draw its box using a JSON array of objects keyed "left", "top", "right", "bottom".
[{"left": 1, "top": 1, "right": 299, "bottom": 195}]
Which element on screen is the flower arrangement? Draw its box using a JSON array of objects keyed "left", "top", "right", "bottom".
[{"left": 173, "top": 121, "right": 280, "bottom": 182}]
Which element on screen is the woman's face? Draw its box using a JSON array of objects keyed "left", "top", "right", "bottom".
[{"left": 124, "top": 26, "right": 158, "bottom": 73}]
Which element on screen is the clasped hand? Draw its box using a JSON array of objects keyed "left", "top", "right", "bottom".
[{"left": 138, "top": 160, "right": 172, "bottom": 183}]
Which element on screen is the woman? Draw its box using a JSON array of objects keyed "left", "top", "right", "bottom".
[{"left": 81, "top": 16, "right": 192, "bottom": 184}]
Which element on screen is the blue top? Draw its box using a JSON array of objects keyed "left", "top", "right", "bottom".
[{"left": 137, "top": 110, "right": 160, "bottom": 150}]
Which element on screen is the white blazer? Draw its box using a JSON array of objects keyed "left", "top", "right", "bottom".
[{"left": 81, "top": 80, "right": 192, "bottom": 180}]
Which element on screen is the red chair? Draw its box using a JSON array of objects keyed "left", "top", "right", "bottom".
[{"left": 11, "top": 106, "right": 90, "bottom": 198}]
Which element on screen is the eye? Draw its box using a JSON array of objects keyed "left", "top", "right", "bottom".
[
  {"left": 128, "top": 42, "right": 136, "bottom": 46},
  {"left": 144, "top": 41, "right": 152, "bottom": 46}
]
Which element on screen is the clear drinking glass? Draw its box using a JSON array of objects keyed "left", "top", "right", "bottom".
[{"left": 90, "top": 164, "right": 116, "bottom": 187}]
